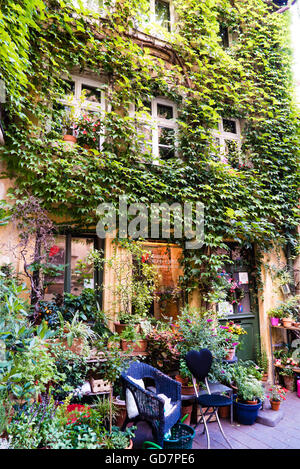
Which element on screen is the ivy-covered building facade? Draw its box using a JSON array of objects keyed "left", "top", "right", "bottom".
[{"left": 0, "top": 0, "right": 299, "bottom": 372}]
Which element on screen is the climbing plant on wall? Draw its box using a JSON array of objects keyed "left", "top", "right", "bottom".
[{"left": 0, "top": 0, "right": 299, "bottom": 304}]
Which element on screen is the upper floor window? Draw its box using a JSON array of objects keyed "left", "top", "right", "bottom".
[
  {"left": 154, "top": 0, "right": 171, "bottom": 32},
  {"left": 137, "top": 0, "right": 175, "bottom": 35},
  {"left": 73, "top": 0, "right": 105, "bottom": 14},
  {"left": 212, "top": 118, "right": 241, "bottom": 164},
  {"left": 53, "top": 75, "right": 106, "bottom": 148},
  {"left": 132, "top": 97, "right": 178, "bottom": 163},
  {"left": 219, "top": 25, "right": 230, "bottom": 48}
]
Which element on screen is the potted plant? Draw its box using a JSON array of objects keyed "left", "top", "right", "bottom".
[
  {"left": 120, "top": 325, "right": 147, "bottom": 353},
  {"left": 234, "top": 376, "right": 265, "bottom": 425},
  {"left": 267, "top": 385, "right": 287, "bottom": 411},
  {"left": 279, "top": 368, "right": 295, "bottom": 391},
  {"left": 55, "top": 312, "right": 98, "bottom": 355},
  {"left": 281, "top": 314, "right": 294, "bottom": 328},
  {"left": 175, "top": 359, "right": 197, "bottom": 396},
  {"left": 61, "top": 105, "right": 78, "bottom": 145},
  {"left": 267, "top": 308, "right": 282, "bottom": 327},
  {"left": 218, "top": 325, "right": 241, "bottom": 361},
  {"left": 75, "top": 112, "right": 102, "bottom": 150},
  {"left": 114, "top": 312, "right": 141, "bottom": 335}
]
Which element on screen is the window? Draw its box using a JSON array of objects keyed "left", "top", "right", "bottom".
[
  {"left": 136, "top": 0, "right": 175, "bottom": 34},
  {"left": 55, "top": 75, "right": 106, "bottom": 147},
  {"left": 44, "top": 234, "right": 103, "bottom": 301},
  {"left": 131, "top": 97, "right": 178, "bottom": 163},
  {"left": 219, "top": 25, "right": 231, "bottom": 48},
  {"left": 212, "top": 118, "right": 241, "bottom": 164},
  {"left": 154, "top": 0, "right": 171, "bottom": 32},
  {"left": 73, "top": 0, "right": 105, "bottom": 15}
]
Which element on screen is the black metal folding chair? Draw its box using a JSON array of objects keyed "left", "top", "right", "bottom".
[{"left": 185, "top": 349, "right": 233, "bottom": 449}]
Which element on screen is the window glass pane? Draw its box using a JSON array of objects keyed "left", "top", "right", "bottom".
[
  {"left": 155, "top": 0, "right": 171, "bottom": 31},
  {"left": 223, "top": 119, "right": 237, "bottom": 134},
  {"left": 137, "top": 124, "right": 152, "bottom": 155},
  {"left": 158, "top": 127, "right": 175, "bottom": 159},
  {"left": 44, "top": 236, "right": 66, "bottom": 301},
  {"left": 52, "top": 102, "right": 72, "bottom": 134},
  {"left": 71, "top": 238, "right": 95, "bottom": 295},
  {"left": 61, "top": 80, "right": 75, "bottom": 98},
  {"left": 224, "top": 139, "right": 238, "bottom": 154},
  {"left": 81, "top": 84, "right": 101, "bottom": 103},
  {"left": 219, "top": 25, "right": 229, "bottom": 48},
  {"left": 157, "top": 103, "right": 174, "bottom": 119}
]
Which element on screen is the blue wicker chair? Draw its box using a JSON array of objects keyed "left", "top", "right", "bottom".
[{"left": 121, "top": 361, "right": 181, "bottom": 447}]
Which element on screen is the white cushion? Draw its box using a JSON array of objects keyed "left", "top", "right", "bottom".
[
  {"left": 157, "top": 393, "right": 176, "bottom": 416},
  {"left": 126, "top": 376, "right": 145, "bottom": 419}
]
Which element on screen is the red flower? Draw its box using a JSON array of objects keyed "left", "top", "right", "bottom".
[
  {"left": 66, "top": 404, "right": 90, "bottom": 424},
  {"left": 49, "top": 245, "right": 60, "bottom": 257}
]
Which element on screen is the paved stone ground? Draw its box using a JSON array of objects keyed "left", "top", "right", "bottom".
[{"left": 193, "top": 391, "right": 300, "bottom": 449}]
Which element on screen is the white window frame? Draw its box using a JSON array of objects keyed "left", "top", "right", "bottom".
[
  {"left": 150, "top": 0, "right": 175, "bottom": 32},
  {"left": 72, "top": 0, "right": 107, "bottom": 16},
  {"left": 58, "top": 75, "right": 106, "bottom": 148},
  {"left": 135, "top": 0, "right": 175, "bottom": 36},
  {"left": 212, "top": 118, "right": 241, "bottom": 163},
  {"left": 130, "top": 97, "right": 178, "bottom": 164}
]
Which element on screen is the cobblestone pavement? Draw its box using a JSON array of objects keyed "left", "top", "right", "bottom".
[{"left": 193, "top": 391, "right": 300, "bottom": 449}]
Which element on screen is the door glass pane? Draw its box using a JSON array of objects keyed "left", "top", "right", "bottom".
[
  {"left": 44, "top": 236, "right": 66, "bottom": 301},
  {"left": 71, "top": 238, "right": 95, "bottom": 295},
  {"left": 155, "top": 0, "right": 171, "bottom": 31},
  {"left": 144, "top": 243, "right": 183, "bottom": 320}
]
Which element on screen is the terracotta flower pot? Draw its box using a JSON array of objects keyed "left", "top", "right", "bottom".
[
  {"left": 282, "top": 318, "right": 293, "bottom": 328},
  {"left": 225, "top": 348, "right": 235, "bottom": 361},
  {"left": 121, "top": 339, "right": 147, "bottom": 353},
  {"left": 114, "top": 396, "right": 127, "bottom": 428},
  {"left": 270, "top": 400, "right": 281, "bottom": 411},
  {"left": 218, "top": 405, "right": 230, "bottom": 419},
  {"left": 181, "top": 403, "right": 193, "bottom": 425},
  {"left": 175, "top": 375, "right": 189, "bottom": 386},
  {"left": 126, "top": 439, "right": 133, "bottom": 449},
  {"left": 114, "top": 322, "right": 140, "bottom": 334},
  {"left": 245, "top": 400, "right": 258, "bottom": 405},
  {"left": 181, "top": 384, "right": 197, "bottom": 395},
  {"left": 63, "top": 134, "right": 77, "bottom": 144},
  {"left": 283, "top": 375, "right": 294, "bottom": 391}
]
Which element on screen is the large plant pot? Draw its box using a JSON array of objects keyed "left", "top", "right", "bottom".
[
  {"left": 181, "top": 384, "right": 197, "bottom": 396},
  {"left": 283, "top": 375, "right": 294, "bottom": 391},
  {"left": 121, "top": 339, "right": 147, "bottom": 353},
  {"left": 114, "top": 322, "right": 140, "bottom": 334},
  {"left": 234, "top": 399, "right": 262, "bottom": 425},
  {"left": 114, "top": 396, "right": 127, "bottom": 428},
  {"left": 175, "top": 375, "right": 189, "bottom": 386}
]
